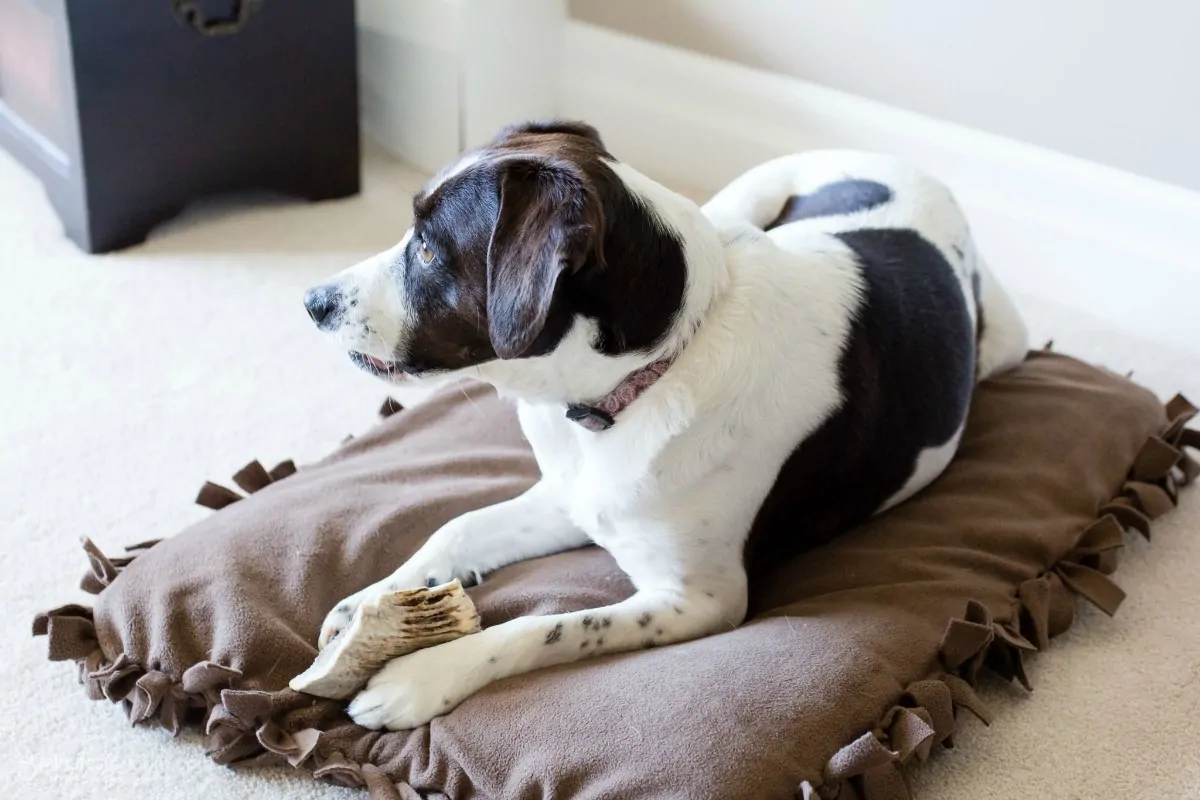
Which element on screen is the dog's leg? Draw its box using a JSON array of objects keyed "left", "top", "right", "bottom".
[
  {"left": 318, "top": 481, "right": 587, "bottom": 647},
  {"left": 347, "top": 516, "right": 748, "bottom": 730}
]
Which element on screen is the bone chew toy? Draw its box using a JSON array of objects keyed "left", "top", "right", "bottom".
[{"left": 289, "top": 579, "right": 481, "bottom": 700}]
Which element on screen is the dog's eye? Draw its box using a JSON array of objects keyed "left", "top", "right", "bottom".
[{"left": 416, "top": 240, "right": 435, "bottom": 266}]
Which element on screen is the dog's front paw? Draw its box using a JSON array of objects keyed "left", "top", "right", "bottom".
[
  {"left": 318, "top": 594, "right": 363, "bottom": 650},
  {"left": 347, "top": 634, "right": 495, "bottom": 730}
]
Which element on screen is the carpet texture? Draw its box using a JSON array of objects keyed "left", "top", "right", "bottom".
[{"left": 4, "top": 144, "right": 1199, "bottom": 799}]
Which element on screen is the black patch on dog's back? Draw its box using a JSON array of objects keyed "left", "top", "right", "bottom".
[
  {"left": 745, "top": 228, "right": 975, "bottom": 591},
  {"left": 766, "top": 180, "right": 893, "bottom": 229}
]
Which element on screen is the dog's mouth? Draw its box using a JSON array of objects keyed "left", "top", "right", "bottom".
[{"left": 348, "top": 351, "right": 407, "bottom": 380}]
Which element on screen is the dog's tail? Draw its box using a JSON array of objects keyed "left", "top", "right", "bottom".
[{"left": 972, "top": 254, "right": 1029, "bottom": 381}]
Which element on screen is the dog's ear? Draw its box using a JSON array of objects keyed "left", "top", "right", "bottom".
[{"left": 486, "top": 158, "right": 603, "bottom": 360}]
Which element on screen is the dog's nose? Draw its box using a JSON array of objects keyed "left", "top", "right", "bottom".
[{"left": 304, "top": 286, "right": 340, "bottom": 328}]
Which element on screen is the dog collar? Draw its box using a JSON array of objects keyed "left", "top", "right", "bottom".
[{"left": 566, "top": 358, "right": 674, "bottom": 432}]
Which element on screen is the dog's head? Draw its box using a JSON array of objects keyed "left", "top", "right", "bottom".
[{"left": 303, "top": 121, "right": 688, "bottom": 387}]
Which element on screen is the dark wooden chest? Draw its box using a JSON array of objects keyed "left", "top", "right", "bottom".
[{"left": 0, "top": 0, "right": 360, "bottom": 252}]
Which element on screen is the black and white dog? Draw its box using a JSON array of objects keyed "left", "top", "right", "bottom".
[{"left": 303, "top": 121, "right": 1028, "bottom": 730}]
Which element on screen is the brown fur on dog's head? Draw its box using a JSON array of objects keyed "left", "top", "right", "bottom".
[{"left": 305, "top": 120, "right": 687, "bottom": 379}]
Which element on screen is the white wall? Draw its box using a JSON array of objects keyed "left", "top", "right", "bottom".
[
  {"left": 570, "top": 0, "right": 1200, "bottom": 192},
  {"left": 357, "top": 0, "right": 462, "bottom": 173},
  {"left": 356, "top": 0, "right": 565, "bottom": 173}
]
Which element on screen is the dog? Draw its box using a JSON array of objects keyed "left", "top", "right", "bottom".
[{"left": 302, "top": 121, "right": 1028, "bottom": 730}]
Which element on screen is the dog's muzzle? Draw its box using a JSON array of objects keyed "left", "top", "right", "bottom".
[{"left": 304, "top": 285, "right": 342, "bottom": 331}]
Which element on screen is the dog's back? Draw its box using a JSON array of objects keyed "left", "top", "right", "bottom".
[
  {"left": 706, "top": 151, "right": 1027, "bottom": 382},
  {"left": 704, "top": 152, "right": 1028, "bottom": 579}
]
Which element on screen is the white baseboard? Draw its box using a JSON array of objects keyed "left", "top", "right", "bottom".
[{"left": 560, "top": 22, "right": 1200, "bottom": 346}]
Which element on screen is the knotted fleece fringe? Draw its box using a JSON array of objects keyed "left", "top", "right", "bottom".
[
  {"left": 194, "top": 459, "right": 298, "bottom": 511},
  {"left": 33, "top": 399, "right": 431, "bottom": 798},
  {"left": 31, "top": 396, "right": 1198, "bottom": 800},
  {"left": 796, "top": 394, "right": 1199, "bottom": 800},
  {"left": 192, "top": 399, "right": 404, "bottom": 509}
]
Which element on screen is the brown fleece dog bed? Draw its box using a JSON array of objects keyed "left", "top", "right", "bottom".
[{"left": 34, "top": 352, "right": 1198, "bottom": 800}]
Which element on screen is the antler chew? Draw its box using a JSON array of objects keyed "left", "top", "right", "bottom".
[{"left": 289, "top": 580, "right": 481, "bottom": 700}]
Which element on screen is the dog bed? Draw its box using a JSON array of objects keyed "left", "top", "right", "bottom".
[{"left": 33, "top": 351, "right": 1198, "bottom": 800}]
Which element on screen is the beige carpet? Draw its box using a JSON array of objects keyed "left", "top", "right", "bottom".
[{"left": 3, "top": 144, "right": 1199, "bottom": 800}]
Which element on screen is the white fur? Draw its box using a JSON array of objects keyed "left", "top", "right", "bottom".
[
  {"left": 324, "top": 233, "right": 413, "bottom": 365},
  {"left": 312, "top": 149, "right": 1029, "bottom": 731}
]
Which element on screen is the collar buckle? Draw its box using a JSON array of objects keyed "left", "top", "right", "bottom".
[{"left": 565, "top": 404, "right": 615, "bottom": 432}]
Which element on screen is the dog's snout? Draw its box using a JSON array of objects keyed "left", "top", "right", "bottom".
[{"left": 304, "top": 286, "right": 341, "bottom": 329}]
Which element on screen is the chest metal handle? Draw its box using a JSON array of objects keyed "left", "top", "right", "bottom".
[{"left": 172, "top": 0, "right": 258, "bottom": 36}]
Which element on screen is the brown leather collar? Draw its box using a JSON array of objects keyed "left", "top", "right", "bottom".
[{"left": 565, "top": 358, "right": 674, "bottom": 432}]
